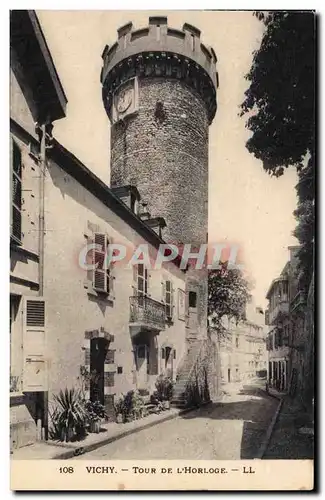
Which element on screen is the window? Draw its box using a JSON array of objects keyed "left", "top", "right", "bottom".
[
  {"left": 189, "top": 291, "right": 197, "bottom": 308},
  {"left": 137, "top": 264, "right": 148, "bottom": 306},
  {"left": 235, "top": 336, "right": 239, "bottom": 349},
  {"left": 165, "top": 280, "right": 174, "bottom": 319},
  {"left": 191, "top": 34, "right": 195, "bottom": 50},
  {"left": 283, "top": 324, "right": 289, "bottom": 346},
  {"left": 92, "top": 233, "right": 110, "bottom": 294},
  {"left": 11, "top": 140, "right": 22, "bottom": 244},
  {"left": 282, "top": 280, "right": 288, "bottom": 298}
]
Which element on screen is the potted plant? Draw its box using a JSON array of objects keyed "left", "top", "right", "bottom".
[
  {"left": 114, "top": 396, "right": 125, "bottom": 424},
  {"left": 155, "top": 374, "right": 174, "bottom": 409},
  {"left": 84, "top": 400, "right": 106, "bottom": 433},
  {"left": 52, "top": 388, "right": 87, "bottom": 442}
]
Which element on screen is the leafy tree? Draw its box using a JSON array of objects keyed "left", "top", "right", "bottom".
[
  {"left": 240, "top": 11, "right": 315, "bottom": 292},
  {"left": 208, "top": 263, "right": 251, "bottom": 338}
]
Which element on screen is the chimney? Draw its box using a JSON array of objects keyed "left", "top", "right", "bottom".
[
  {"left": 139, "top": 202, "right": 151, "bottom": 221},
  {"left": 111, "top": 185, "right": 140, "bottom": 213},
  {"left": 145, "top": 217, "right": 167, "bottom": 239}
]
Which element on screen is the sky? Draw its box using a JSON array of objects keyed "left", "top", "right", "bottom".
[{"left": 37, "top": 10, "right": 299, "bottom": 308}]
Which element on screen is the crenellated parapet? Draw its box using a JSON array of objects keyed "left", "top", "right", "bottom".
[{"left": 101, "top": 17, "right": 218, "bottom": 124}]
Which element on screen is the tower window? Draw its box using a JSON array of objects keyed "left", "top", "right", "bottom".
[
  {"left": 189, "top": 291, "right": 197, "bottom": 308},
  {"left": 191, "top": 34, "right": 195, "bottom": 51}
]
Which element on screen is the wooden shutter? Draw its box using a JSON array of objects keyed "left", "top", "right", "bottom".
[
  {"left": 151, "top": 348, "right": 158, "bottom": 375},
  {"left": 22, "top": 298, "right": 47, "bottom": 392},
  {"left": 93, "top": 233, "right": 108, "bottom": 293},
  {"left": 11, "top": 139, "right": 22, "bottom": 244},
  {"left": 132, "top": 264, "right": 138, "bottom": 296},
  {"left": 107, "top": 237, "right": 114, "bottom": 298}
]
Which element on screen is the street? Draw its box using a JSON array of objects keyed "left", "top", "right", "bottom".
[{"left": 74, "top": 380, "right": 278, "bottom": 460}]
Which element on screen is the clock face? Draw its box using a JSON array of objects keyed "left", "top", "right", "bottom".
[{"left": 116, "top": 88, "right": 133, "bottom": 113}]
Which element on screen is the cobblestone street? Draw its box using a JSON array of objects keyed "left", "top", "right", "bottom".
[{"left": 74, "top": 380, "right": 278, "bottom": 460}]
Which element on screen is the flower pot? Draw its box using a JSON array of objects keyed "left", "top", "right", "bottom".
[
  {"left": 90, "top": 420, "right": 101, "bottom": 433},
  {"left": 162, "top": 400, "right": 170, "bottom": 410},
  {"left": 61, "top": 427, "right": 74, "bottom": 442},
  {"left": 116, "top": 413, "right": 123, "bottom": 424}
]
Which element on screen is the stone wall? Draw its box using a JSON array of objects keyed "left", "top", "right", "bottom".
[{"left": 111, "top": 77, "right": 209, "bottom": 246}]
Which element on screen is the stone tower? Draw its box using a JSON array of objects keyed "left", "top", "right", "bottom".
[
  {"left": 101, "top": 17, "right": 218, "bottom": 356},
  {"left": 100, "top": 16, "right": 218, "bottom": 247}
]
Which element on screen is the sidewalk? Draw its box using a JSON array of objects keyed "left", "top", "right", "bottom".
[
  {"left": 263, "top": 396, "right": 314, "bottom": 459},
  {"left": 11, "top": 405, "right": 197, "bottom": 460}
]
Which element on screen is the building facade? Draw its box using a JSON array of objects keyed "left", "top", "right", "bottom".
[
  {"left": 44, "top": 141, "right": 188, "bottom": 420},
  {"left": 265, "top": 261, "right": 291, "bottom": 393},
  {"left": 265, "top": 246, "right": 306, "bottom": 394},
  {"left": 10, "top": 12, "right": 220, "bottom": 449},
  {"left": 10, "top": 10, "right": 67, "bottom": 449},
  {"left": 219, "top": 306, "right": 267, "bottom": 385}
]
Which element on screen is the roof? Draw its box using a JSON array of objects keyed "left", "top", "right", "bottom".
[
  {"left": 10, "top": 10, "right": 67, "bottom": 122},
  {"left": 10, "top": 115, "right": 175, "bottom": 258},
  {"left": 266, "top": 275, "right": 288, "bottom": 300},
  {"left": 49, "top": 139, "right": 183, "bottom": 272}
]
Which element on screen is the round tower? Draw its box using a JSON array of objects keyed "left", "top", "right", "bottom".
[{"left": 101, "top": 16, "right": 218, "bottom": 245}]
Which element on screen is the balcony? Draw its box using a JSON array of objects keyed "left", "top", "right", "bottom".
[
  {"left": 129, "top": 295, "right": 166, "bottom": 335},
  {"left": 268, "top": 300, "right": 289, "bottom": 325}
]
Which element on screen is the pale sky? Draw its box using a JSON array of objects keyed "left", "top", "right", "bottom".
[{"left": 37, "top": 10, "right": 298, "bottom": 308}]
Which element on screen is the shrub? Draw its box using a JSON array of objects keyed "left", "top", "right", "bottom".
[
  {"left": 155, "top": 374, "right": 174, "bottom": 401},
  {"left": 114, "top": 390, "right": 145, "bottom": 422},
  {"left": 84, "top": 400, "right": 106, "bottom": 423},
  {"left": 51, "top": 388, "right": 87, "bottom": 442}
]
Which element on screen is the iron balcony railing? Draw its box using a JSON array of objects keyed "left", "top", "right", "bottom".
[{"left": 129, "top": 295, "right": 166, "bottom": 331}]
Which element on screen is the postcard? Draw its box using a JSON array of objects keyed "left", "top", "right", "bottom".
[{"left": 10, "top": 9, "right": 315, "bottom": 491}]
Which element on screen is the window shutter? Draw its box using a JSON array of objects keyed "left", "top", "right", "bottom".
[
  {"left": 171, "top": 285, "right": 175, "bottom": 319},
  {"left": 93, "top": 233, "right": 108, "bottom": 293},
  {"left": 145, "top": 269, "right": 149, "bottom": 296},
  {"left": 22, "top": 297, "right": 47, "bottom": 392},
  {"left": 132, "top": 264, "right": 138, "bottom": 295},
  {"left": 11, "top": 139, "right": 22, "bottom": 244},
  {"left": 152, "top": 348, "right": 158, "bottom": 375},
  {"left": 86, "top": 235, "right": 94, "bottom": 284},
  {"left": 108, "top": 237, "right": 114, "bottom": 298}
]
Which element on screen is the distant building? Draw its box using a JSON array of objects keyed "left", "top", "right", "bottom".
[
  {"left": 265, "top": 245, "right": 308, "bottom": 395},
  {"left": 265, "top": 260, "right": 291, "bottom": 392},
  {"left": 219, "top": 305, "right": 267, "bottom": 384}
]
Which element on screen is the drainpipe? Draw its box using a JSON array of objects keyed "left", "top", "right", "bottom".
[
  {"left": 38, "top": 123, "right": 46, "bottom": 296},
  {"left": 36, "top": 120, "right": 53, "bottom": 295},
  {"left": 35, "top": 119, "right": 53, "bottom": 440}
]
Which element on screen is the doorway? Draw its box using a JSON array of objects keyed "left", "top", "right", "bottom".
[
  {"left": 90, "top": 337, "right": 109, "bottom": 404},
  {"left": 164, "top": 347, "right": 174, "bottom": 378}
]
